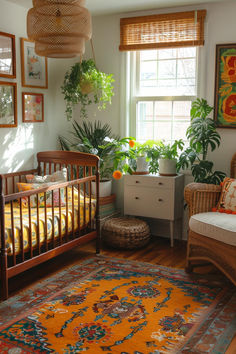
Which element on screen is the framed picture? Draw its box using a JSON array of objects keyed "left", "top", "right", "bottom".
[
  {"left": 0, "top": 81, "right": 17, "bottom": 127},
  {"left": 22, "top": 92, "right": 44, "bottom": 123},
  {"left": 214, "top": 43, "right": 236, "bottom": 128},
  {"left": 20, "top": 38, "right": 48, "bottom": 89},
  {"left": 0, "top": 31, "right": 16, "bottom": 78}
]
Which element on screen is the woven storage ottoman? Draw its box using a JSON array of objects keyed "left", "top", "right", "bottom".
[{"left": 102, "top": 217, "right": 150, "bottom": 249}]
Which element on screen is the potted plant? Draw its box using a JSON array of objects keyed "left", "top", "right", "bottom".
[
  {"left": 178, "top": 98, "right": 226, "bottom": 184},
  {"left": 59, "top": 120, "right": 131, "bottom": 197},
  {"left": 61, "top": 59, "right": 114, "bottom": 120},
  {"left": 157, "top": 140, "right": 184, "bottom": 176}
]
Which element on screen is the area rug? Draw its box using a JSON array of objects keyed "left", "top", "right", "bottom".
[{"left": 0, "top": 256, "right": 235, "bottom": 353}]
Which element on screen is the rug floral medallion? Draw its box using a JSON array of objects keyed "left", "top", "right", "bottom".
[{"left": 0, "top": 256, "right": 235, "bottom": 353}]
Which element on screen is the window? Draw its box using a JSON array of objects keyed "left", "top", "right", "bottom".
[{"left": 132, "top": 47, "right": 198, "bottom": 144}]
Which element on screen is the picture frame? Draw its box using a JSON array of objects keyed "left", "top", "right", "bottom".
[
  {"left": 0, "top": 81, "right": 17, "bottom": 128},
  {"left": 0, "top": 31, "right": 16, "bottom": 78},
  {"left": 214, "top": 43, "right": 236, "bottom": 128},
  {"left": 22, "top": 92, "right": 44, "bottom": 123},
  {"left": 20, "top": 38, "right": 48, "bottom": 89}
]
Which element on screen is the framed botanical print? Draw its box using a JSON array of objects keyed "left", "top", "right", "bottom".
[
  {"left": 22, "top": 92, "right": 44, "bottom": 122},
  {"left": 20, "top": 38, "right": 48, "bottom": 89},
  {"left": 0, "top": 31, "right": 16, "bottom": 78},
  {"left": 0, "top": 81, "right": 17, "bottom": 127},
  {"left": 214, "top": 43, "right": 236, "bottom": 128}
]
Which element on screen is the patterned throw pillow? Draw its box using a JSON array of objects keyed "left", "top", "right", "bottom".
[
  {"left": 17, "top": 182, "right": 66, "bottom": 208},
  {"left": 214, "top": 177, "right": 236, "bottom": 213},
  {"left": 26, "top": 168, "right": 67, "bottom": 184}
]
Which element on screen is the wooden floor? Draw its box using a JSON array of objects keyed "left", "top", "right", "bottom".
[{"left": 7, "top": 236, "right": 236, "bottom": 353}]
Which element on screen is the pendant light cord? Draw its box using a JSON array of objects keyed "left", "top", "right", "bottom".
[{"left": 90, "top": 38, "right": 96, "bottom": 64}]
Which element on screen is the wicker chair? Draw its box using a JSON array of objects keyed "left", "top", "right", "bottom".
[{"left": 184, "top": 155, "right": 236, "bottom": 286}]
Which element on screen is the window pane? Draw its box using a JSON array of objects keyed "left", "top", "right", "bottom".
[
  {"left": 173, "top": 121, "right": 189, "bottom": 140},
  {"left": 158, "top": 48, "right": 177, "bottom": 60},
  {"left": 158, "top": 60, "right": 176, "bottom": 79},
  {"left": 140, "top": 50, "right": 157, "bottom": 60},
  {"left": 154, "top": 121, "right": 172, "bottom": 141},
  {"left": 173, "top": 101, "right": 191, "bottom": 116},
  {"left": 178, "top": 47, "right": 196, "bottom": 58},
  {"left": 140, "top": 61, "right": 157, "bottom": 80},
  {"left": 155, "top": 101, "right": 172, "bottom": 117},
  {"left": 177, "top": 58, "right": 196, "bottom": 78},
  {"left": 138, "top": 101, "right": 153, "bottom": 121}
]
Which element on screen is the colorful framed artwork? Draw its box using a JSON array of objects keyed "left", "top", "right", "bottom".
[
  {"left": 0, "top": 81, "right": 17, "bottom": 127},
  {"left": 22, "top": 92, "right": 44, "bottom": 123},
  {"left": 0, "top": 31, "right": 16, "bottom": 78},
  {"left": 214, "top": 43, "right": 236, "bottom": 128},
  {"left": 20, "top": 38, "right": 48, "bottom": 89}
]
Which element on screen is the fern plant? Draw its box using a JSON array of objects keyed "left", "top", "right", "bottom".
[{"left": 178, "top": 98, "right": 226, "bottom": 184}]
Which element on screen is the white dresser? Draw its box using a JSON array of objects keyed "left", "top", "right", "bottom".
[{"left": 124, "top": 174, "right": 184, "bottom": 247}]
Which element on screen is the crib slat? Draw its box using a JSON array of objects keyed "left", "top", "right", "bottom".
[
  {"left": 19, "top": 198, "right": 24, "bottom": 262},
  {"left": 78, "top": 183, "right": 81, "bottom": 237},
  {"left": 83, "top": 167, "right": 86, "bottom": 227},
  {"left": 28, "top": 196, "right": 33, "bottom": 258},
  {"left": 59, "top": 187, "right": 62, "bottom": 245},
  {"left": 49, "top": 163, "right": 52, "bottom": 175},
  {"left": 53, "top": 163, "right": 57, "bottom": 173},
  {"left": 10, "top": 201, "right": 16, "bottom": 265},
  {"left": 71, "top": 165, "right": 74, "bottom": 180},
  {"left": 44, "top": 192, "right": 48, "bottom": 251},
  {"left": 5, "top": 179, "right": 8, "bottom": 195},
  {"left": 43, "top": 163, "right": 46, "bottom": 176},
  {"left": 36, "top": 194, "right": 40, "bottom": 255},
  {"left": 65, "top": 186, "right": 68, "bottom": 242},
  {"left": 12, "top": 177, "right": 15, "bottom": 194},
  {"left": 76, "top": 166, "right": 80, "bottom": 179},
  {"left": 52, "top": 190, "right": 55, "bottom": 248},
  {"left": 89, "top": 167, "right": 92, "bottom": 228},
  {"left": 72, "top": 185, "right": 75, "bottom": 239}
]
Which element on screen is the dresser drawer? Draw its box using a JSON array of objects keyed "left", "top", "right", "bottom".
[
  {"left": 124, "top": 186, "right": 174, "bottom": 220},
  {"left": 124, "top": 175, "right": 174, "bottom": 189}
]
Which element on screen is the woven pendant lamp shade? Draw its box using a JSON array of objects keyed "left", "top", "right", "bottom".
[{"left": 27, "top": 0, "right": 92, "bottom": 58}]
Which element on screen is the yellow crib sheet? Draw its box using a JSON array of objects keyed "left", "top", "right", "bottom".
[{"left": 4, "top": 196, "right": 96, "bottom": 256}]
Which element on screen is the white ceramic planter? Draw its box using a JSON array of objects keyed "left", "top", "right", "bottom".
[
  {"left": 136, "top": 156, "right": 149, "bottom": 173},
  {"left": 92, "top": 180, "right": 112, "bottom": 197},
  {"left": 159, "top": 158, "right": 177, "bottom": 176}
]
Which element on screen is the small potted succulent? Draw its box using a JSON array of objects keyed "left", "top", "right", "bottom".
[{"left": 61, "top": 59, "right": 114, "bottom": 120}]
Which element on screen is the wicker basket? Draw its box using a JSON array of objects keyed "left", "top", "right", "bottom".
[{"left": 102, "top": 217, "right": 150, "bottom": 249}]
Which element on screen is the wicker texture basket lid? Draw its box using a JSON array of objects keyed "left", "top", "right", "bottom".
[{"left": 102, "top": 217, "right": 150, "bottom": 250}]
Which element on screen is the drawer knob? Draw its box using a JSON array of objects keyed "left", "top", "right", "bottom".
[
  {"left": 135, "top": 180, "right": 140, "bottom": 184},
  {"left": 135, "top": 197, "right": 139, "bottom": 200},
  {"left": 158, "top": 198, "right": 163, "bottom": 202},
  {"left": 158, "top": 182, "right": 163, "bottom": 185}
]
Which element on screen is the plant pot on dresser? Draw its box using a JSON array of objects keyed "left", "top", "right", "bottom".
[{"left": 124, "top": 174, "right": 184, "bottom": 247}]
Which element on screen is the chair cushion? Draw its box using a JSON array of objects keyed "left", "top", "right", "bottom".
[{"left": 190, "top": 212, "right": 236, "bottom": 246}]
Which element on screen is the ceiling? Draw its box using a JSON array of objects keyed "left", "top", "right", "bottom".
[{"left": 6, "top": 0, "right": 227, "bottom": 16}]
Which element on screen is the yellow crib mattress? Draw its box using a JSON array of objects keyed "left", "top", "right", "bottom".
[{"left": 4, "top": 198, "right": 96, "bottom": 256}]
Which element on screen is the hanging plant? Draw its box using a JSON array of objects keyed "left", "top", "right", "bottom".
[{"left": 61, "top": 59, "right": 114, "bottom": 120}]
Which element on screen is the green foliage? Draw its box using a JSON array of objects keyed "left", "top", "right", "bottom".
[
  {"left": 145, "top": 140, "right": 184, "bottom": 174},
  {"left": 58, "top": 120, "right": 130, "bottom": 180},
  {"left": 178, "top": 98, "right": 226, "bottom": 185},
  {"left": 0, "top": 86, "right": 13, "bottom": 119},
  {"left": 61, "top": 59, "right": 114, "bottom": 120}
]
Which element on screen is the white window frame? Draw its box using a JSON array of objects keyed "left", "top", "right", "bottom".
[{"left": 123, "top": 47, "right": 202, "bottom": 141}]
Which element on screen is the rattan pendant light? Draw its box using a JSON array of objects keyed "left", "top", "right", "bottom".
[{"left": 27, "top": 0, "right": 92, "bottom": 58}]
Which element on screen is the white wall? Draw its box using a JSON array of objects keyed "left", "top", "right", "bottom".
[{"left": 0, "top": 0, "right": 75, "bottom": 173}]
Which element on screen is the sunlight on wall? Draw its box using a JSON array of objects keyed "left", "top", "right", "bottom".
[{"left": 1, "top": 125, "right": 34, "bottom": 172}]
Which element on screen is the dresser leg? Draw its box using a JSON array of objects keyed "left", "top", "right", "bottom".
[{"left": 170, "top": 220, "right": 174, "bottom": 247}]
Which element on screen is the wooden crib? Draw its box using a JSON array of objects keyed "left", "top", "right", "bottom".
[{"left": 0, "top": 150, "right": 100, "bottom": 300}]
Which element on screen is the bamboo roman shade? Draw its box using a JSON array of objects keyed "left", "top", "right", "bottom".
[{"left": 119, "top": 10, "right": 206, "bottom": 51}]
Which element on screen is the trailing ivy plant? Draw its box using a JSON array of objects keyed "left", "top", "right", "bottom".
[
  {"left": 61, "top": 59, "right": 114, "bottom": 120},
  {"left": 178, "top": 98, "right": 226, "bottom": 184}
]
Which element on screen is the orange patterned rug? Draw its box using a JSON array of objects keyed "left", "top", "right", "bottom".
[{"left": 0, "top": 256, "right": 235, "bottom": 353}]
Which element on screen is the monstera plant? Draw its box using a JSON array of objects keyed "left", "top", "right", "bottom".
[
  {"left": 178, "top": 98, "right": 226, "bottom": 184},
  {"left": 61, "top": 59, "right": 114, "bottom": 120}
]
